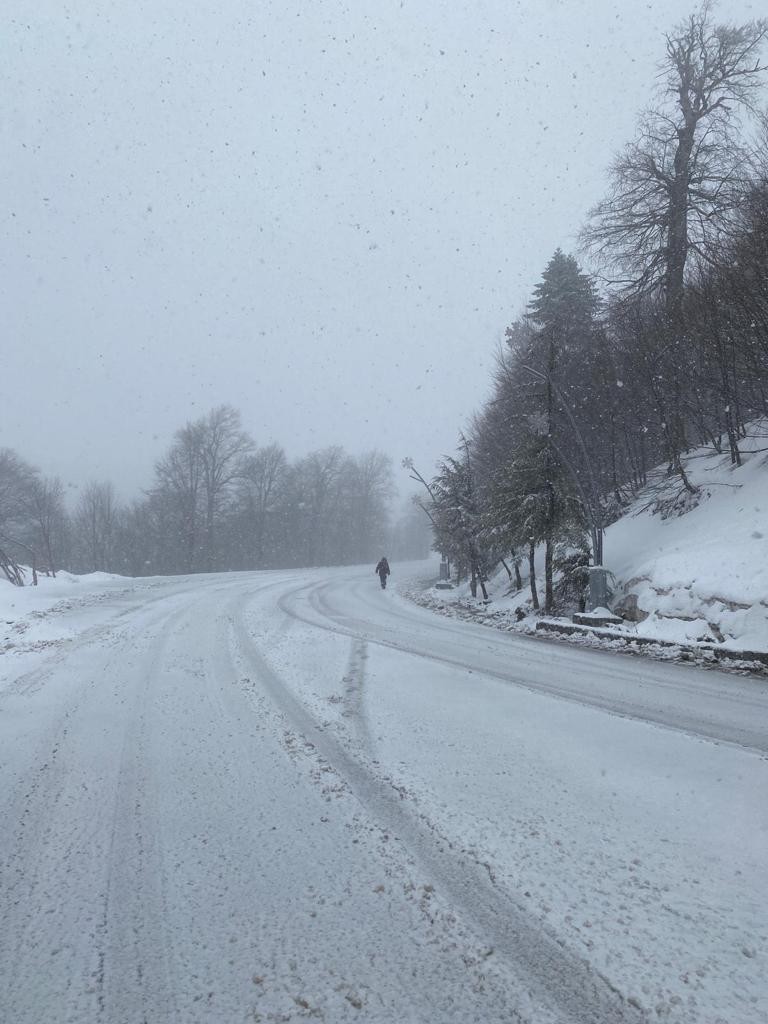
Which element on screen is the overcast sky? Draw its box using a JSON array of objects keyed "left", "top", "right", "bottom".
[{"left": 2, "top": 0, "right": 763, "bottom": 500}]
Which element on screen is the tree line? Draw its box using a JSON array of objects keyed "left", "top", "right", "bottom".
[
  {"left": 0, "top": 405, "right": 420, "bottom": 582},
  {"left": 413, "top": 4, "right": 768, "bottom": 613}
]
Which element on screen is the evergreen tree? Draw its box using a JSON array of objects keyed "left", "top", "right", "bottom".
[{"left": 522, "top": 252, "right": 597, "bottom": 607}]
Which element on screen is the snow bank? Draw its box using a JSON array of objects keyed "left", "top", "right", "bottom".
[
  {"left": 0, "top": 567, "right": 133, "bottom": 661},
  {"left": 606, "top": 425, "right": 768, "bottom": 652}
]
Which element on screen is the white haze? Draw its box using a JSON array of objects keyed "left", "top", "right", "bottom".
[{"left": 2, "top": 0, "right": 762, "bottom": 497}]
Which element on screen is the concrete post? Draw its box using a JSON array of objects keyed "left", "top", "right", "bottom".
[{"left": 588, "top": 566, "right": 609, "bottom": 611}]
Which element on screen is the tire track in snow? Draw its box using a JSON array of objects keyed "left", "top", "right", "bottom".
[
  {"left": 210, "top": 584, "right": 529, "bottom": 1023},
  {"left": 278, "top": 577, "right": 768, "bottom": 755},
  {"left": 231, "top": 592, "right": 648, "bottom": 1024},
  {"left": 0, "top": 575, "right": 294, "bottom": 1024},
  {"left": 0, "top": 578, "right": 228, "bottom": 702},
  {"left": 0, "top": 598, "right": 193, "bottom": 1024},
  {"left": 340, "top": 637, "right": 371, "bottom": 743},
  {"left": 0, "top": 574, "right": 299, "bottom": 703},
  {"left": 94, "top": 600, "right": 197, "bottom": 1024},
  {"left": 95, "top": 574, "right": 302, "bottom": 1024}
]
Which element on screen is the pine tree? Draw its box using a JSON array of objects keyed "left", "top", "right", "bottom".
[{"left": 521, "top": 252, "right": 597, "bottom": 608}]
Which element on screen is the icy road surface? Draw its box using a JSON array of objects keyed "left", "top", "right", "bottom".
[{"left": 0, "top": 566, "right": 766, "bottom": 1024}]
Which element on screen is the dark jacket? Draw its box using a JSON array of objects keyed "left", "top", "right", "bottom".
[{"left": 375, "top": 558, "right": 390, "bottom": 577}]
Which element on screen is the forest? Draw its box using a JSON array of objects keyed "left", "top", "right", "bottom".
[
  {"left": 410, "top": 4, "right": 768, "bottom": 612},
  {"left": 0, "top": 404, "right": 430, "bottom": 580}
]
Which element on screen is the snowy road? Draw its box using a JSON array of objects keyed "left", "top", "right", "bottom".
[{"left": 0, "top": 566, "right": 766, "bottom": 1024}]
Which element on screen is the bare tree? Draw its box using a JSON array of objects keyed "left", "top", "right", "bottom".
[
  {"left": 582, "top": 4, "right": 766, "bottom": 490},
  {"left": 238, "top": 443, "right": 288, "bottom": 566},
  {"left": 197, "top": 406, "right": 253, "bottom": 571},
  {"left": 296, "top": 446, "right": 345, "bottom": 565},
  {"left": 152, "top": 405, "right": 253, "bottom": 573},
  {"left": 73, "top": 481, "right": 116, "bottom": 573},
  {"left": 154, "top": 423, "right": 204, "bottom": 572},
  {"left": 21, "top": 476, "right": 67, "bottom": 575},
  {"left": 583, "top": 3, "right": 767, "bottom": 317},
  {"left": 345, "top": 451, "right": 393, "bottom": 563},
  {"left": 0, "top": 449, "right": 39, "bottom": 583},
  {"left": 0, "top": 449, "right": 36, "bottom": 533}
]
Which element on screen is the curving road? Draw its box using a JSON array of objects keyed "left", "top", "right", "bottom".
[
  {"left": 279, "top": 570, "right": 768, "bottom": 754},
  {"left": 0, "top": 565, "right": 766, "bottom": 1024}
]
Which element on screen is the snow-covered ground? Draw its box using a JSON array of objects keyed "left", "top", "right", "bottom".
[
  {"left": 1, "top": 564, "right": 767, "bottom": 1023},
  {"left": 1, "top": 568, "right": 148, "bottom": 653},
  {"left": 417, "top": 426, "right": 768, "bottom": 661},
  {"left": 606, "top": 427, "right": 768, "bottom": 652}
]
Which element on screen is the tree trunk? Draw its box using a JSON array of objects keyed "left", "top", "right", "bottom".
[
  {"left": 665, "top": 123, "right": 695, "bottom": 326},
  {"left": 528, "top": 541, "right": 539, "bottom": 611},
  {"left": 663, "top": 121, "right": 699, "bottom": 496},
  {"left": 544, "top": 536, "right": 554, "bottom": 614},
  {"left": 0, "top": 545, "right": 25, "bottom": 586},
  {"left": 206, "top": 496, "right": 216, "bottom": 572},
  {"left": 510, "top": 548, "right": 523, "bottom": 590}
]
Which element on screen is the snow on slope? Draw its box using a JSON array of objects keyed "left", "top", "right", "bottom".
[
  {"left": 606, "top": 426, "right": 768, "bottom": 651},
  {"left": 415, "top": 423, "right": 768, "bottom": 655},
  {"left": 1, "top": 569, "right": 126, "bottom": 647},
  {"left": 0, "top": 569, "right": 185, "bottom": 684}
]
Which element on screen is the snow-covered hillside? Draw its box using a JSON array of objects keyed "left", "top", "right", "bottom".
[
  {"left": 417, "top": 424, "right": 768, "bottom": 657},
  {"left": 605, "top": 427, "right": 768, "bottom": 652}
]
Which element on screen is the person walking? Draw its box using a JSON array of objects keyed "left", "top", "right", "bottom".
[{"left": 375, "top": 556, "right": 390, "bottom": 589}]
